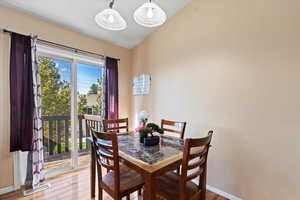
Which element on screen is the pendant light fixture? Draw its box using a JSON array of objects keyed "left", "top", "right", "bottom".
[
  {"left": 134, "top": 0, "right": 167, "bottom": 27},
  {"left": 95, "top": 0, "right": 127, "bottom": 31}
]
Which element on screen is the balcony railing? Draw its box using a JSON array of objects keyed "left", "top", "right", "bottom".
[{"left": 42, "top": 115, "right": 90, "bottom": 162}]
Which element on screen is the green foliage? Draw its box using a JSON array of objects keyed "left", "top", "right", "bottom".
[
  {"left": 146, "top": 123, "right": 164, "bottom": 134},
  {"left": 78, "top": 94, "right": 88, "bottom": 115},
  {"left": 89, "top": 78, "right": 104, "bottom": 115},
  {"left": 138, "top": 123, "right": 164, "bottom": 138},
  {"left": 52, "top": 141, "right": 88, "bottom": 153},
  {"left": 39, "top": 56, "right": 71, "bottom": 116},
  {"left": 88, "top": 83, "right": 99, "bottom": 95},
  {"left": 139, "top": 128, "right": 152, "bottom": 137}
]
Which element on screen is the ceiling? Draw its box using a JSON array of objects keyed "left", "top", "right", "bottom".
[{"left": 0, "top": 0, "right": 192, "bottom": 48}]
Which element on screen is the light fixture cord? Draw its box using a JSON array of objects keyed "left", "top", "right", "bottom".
[{"left": 109, "top": 0, "right": 115, "bottom": 8}]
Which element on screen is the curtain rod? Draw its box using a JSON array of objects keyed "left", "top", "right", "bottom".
[{"left": 2, "top": 28, "right": 120, "bottom": 61}]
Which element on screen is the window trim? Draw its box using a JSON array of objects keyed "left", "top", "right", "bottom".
[{"left": 37, "top": 44, "right": 104, "bottom": 67}]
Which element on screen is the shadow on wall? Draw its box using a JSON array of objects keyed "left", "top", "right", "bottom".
[{"left": 207, "top": 127, "right": 246, "bottom": 199}]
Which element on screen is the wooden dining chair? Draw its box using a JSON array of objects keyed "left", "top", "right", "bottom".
[
  {"left": 91, "top": 129, "right": 144, "bottom": 200},
  {"left": 155, "top": 130, "right": 213, "bottom": 200},
  {"left": 161, "top": 119, "right": 187, "bottom": 139},
  {"left": 161, "top": 119, "right": 187, "bottom": 174},
  {"left": 85, "top": 114, "right": 103, "bottom": 134},
  {"left": 84, "top": 114, "right": 103, "bottom": 198},
  {"left": 103, "top": 118, "right": 129, "bottom": 133}
]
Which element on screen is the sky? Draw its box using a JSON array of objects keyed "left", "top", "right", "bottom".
[{"left": 54, "top": 59, "right": 103, "bottom": 94}]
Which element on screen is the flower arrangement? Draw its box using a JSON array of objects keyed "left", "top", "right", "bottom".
[
  {"left": 135, "top": 111, "right": 164, "bottom": 146},
  {"left": 135, "top": 123, "right": 164, "bottom": 138},
  {"left": 135, "top": 125, "right": 151, "bottom": 138}
]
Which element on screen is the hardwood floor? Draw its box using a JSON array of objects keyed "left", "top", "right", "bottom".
[
  {"left": 44, "top": 155, "right": 90, "bottom": 171},
  {"left": 0, "top": 166, "right": 227, "bottom": 200}
]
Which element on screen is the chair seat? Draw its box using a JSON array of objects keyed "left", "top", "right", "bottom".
[
  {"left": 102, "top": 165, "right": 144, "bottom": 196},
  {"left": 155, "top": 172, "right": 199, "bottom": 200}
]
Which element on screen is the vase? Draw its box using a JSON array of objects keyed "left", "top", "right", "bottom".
[
  {"left": 139, "top": 135, "right": 146, "bottom": 143},
  {"left": 144, "top": 136, "right": 160, "bottom": 146}
]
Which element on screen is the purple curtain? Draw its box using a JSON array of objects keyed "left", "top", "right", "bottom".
[
  {"left": 10, "top": 33, "right": 34, "bottom": 152},
  {"left": 104, "top": 57, "right": 119, "bottom": 120}
]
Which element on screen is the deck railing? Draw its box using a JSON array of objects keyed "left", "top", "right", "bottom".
[{"left": 41, "top": 115, "right": 90, "bottom": 162}]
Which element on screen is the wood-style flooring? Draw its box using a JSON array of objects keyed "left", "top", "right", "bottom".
[{"left": 0, "top": 166, "right": 228, "bottom": 200}]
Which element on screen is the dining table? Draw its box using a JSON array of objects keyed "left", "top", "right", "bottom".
[{"left": 88, "top": 132, "right": 185, "bottom": 200}]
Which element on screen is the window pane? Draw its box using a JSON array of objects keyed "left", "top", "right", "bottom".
[
  {"left": 39, "top": 56, "right": 72, "bottom": 175},
  {"left": 76, "top": 63, "right": 104, "bottom": 166}
]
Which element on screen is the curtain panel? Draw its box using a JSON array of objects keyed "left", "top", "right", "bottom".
[
  {"left": 31, "top": 37, "right": 45, "bottom": 187},
  {"left": 104, "top": 57, "right": 119, "bottom": 120},
  {"left": 10, "top": 33, "right": 34, "bottom": 152}
]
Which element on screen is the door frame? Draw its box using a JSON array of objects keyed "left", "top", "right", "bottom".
[{"left": 37, "top": 45, "right": 104, "bottom": 172}]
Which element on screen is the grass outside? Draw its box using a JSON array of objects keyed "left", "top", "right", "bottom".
[{"left": 44, "top": 140, "right": 88, "bottom": 154}]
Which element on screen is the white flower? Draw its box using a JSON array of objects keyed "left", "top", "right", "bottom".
[{"left": 138, "top": 110, "right": 149, "bottom": 123}]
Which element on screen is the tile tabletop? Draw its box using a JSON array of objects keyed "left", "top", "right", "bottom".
[{"left": 117, "top": 132, "right": 184, "bottom": 165}]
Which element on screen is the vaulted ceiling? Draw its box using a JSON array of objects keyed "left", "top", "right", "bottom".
[{"left": 0, "top": 0, "right": 192, "bottom": 48}]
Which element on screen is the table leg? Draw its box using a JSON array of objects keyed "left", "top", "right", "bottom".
[
  {"left": 90, "top": 145, "right": 96, "bottom": 198},
  {"left": 144, "top": 173, "right": 156, "bottom": 200}
]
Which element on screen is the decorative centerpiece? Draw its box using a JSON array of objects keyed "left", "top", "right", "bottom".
[{"left": 135, "top": 111, "right": 164, "bottom": 146}]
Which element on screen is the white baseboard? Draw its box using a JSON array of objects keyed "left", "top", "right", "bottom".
[
  {"left": 191, "top": 178, "right": 242, "bottom": 200},
  {"left": 207, "top": 184, "right": 243, "bottom": 200},
  {"left": 23, "top": 183, "right": 51, "bottom": 196},
  {"left": 0, "top": 186, "right": 15, "bottom": 195}
]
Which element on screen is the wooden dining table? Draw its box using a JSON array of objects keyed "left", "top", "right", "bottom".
[{"left": 88, "top": 132, "right": 185, "bottom": 200}]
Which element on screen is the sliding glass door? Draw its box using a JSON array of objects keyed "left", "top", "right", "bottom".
[
  {"left": 76, "top": 62, "right": 104, "bottom": 167},
  {"left": 38, "top": 47, "right": 104, "bottom": 176}
]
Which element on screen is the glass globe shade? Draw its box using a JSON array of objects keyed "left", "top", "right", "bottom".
[
  {"left": 134, "top": 2, "right": 167, "bottom": 27},
  {"left": 95, "top": 8, "right": 127, "bottom": 31}
]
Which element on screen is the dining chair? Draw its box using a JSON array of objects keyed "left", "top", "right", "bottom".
[
  {"left": 103, "top": 118, "right": 129, "bottom": 133},
  {"left": 85, "top": 114, "right": 103, "bottom": 134},
  {"left": 91, "top": 129, "right": 144, "bottom": 200},
  {"left": 155, "top": 130, "right": 213, "bottom": 200},
  {"left": 102, "top": 117, "right": 144, "bottom": 196},
  {"left": 161, "top": 119, "right": 187, "bottom": 139},
  {"left": 161, "top": 119, "right": 187, "bottom": 174},
  {"left": 84, "top": 114, "right": 103, "bottom": 198}
]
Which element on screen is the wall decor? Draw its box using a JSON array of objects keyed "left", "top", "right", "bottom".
[{"left": 133, "top": 74, "right": 151, "bottom": 95}]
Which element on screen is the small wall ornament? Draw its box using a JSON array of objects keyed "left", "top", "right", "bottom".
[{"left": 133, "top": 74, "right": 151, "bottom": 95}]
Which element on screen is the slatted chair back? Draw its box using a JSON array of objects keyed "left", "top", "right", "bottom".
[
  {"left": 161, "top": 119, "right": 187, "bottom": 139},
  {"left": 103, "top": 118, "right": 129, "bottom": 133},
  {"left": 180, "top": 130, "right": 213, "bottom": 200},
  {"left": 91, "top": 129, "right": 121, "bottom": 199},
  {"left": 84, "top": 114, "right": 102, "bottom": 136}
]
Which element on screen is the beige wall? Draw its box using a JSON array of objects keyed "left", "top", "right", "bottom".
[
  {"left": 131, "top": 0, "right": 300, "bottom": 199},
  {"left": 0, "top": 5, "right": 132, "bottom": 188},
  {"left": 0, "top": 30, "right": 13, "bottom": 189}
]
